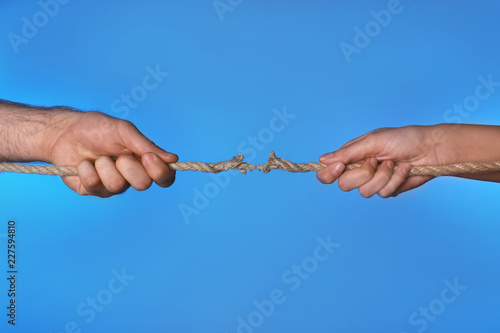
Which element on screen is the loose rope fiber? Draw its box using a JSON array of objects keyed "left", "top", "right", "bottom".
[{"left": 1, "top": 151, "right": 500, "bottom": 177}]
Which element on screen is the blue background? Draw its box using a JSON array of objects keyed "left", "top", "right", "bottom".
[{"left": 1, "top": 1, "right": 500, "bottom": 332}]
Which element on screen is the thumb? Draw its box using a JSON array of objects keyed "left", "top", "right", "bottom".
[
  {"left": 320, "top": 138, "right": 376, "bottom": 165},
  {"left": 118, "top": 121, "right": 178, "bottom": 163}
]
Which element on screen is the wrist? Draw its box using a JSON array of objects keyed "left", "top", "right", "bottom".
[
  {"left": 38, "top": 108, "right": 80, "bottom": 163},
  {"left": 0, "top": 102, "right": 78, "bottom": 163},
  {"left": 432, "top": 123, "right": 500, "bottom": 164},
  {"left": 427, "top": 123, "right": 460, "bottom": 164}
]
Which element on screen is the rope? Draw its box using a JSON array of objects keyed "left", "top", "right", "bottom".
[{"left": 1, "top": 151, "right": 500, "bottom": 177}]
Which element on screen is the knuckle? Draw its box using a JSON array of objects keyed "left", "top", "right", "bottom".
[
  {"left": 371, "top": 127, "right": 389, "bottom": 133},
  {"left": 380, "top": 171, "right": 393, "bottom": 184},
  {"left": 116, "top": 154, "right": 134, "bottom": 167},
  {"left": 378, "top": 184, "right": 394, "bottom": 198},
  {"left": 334, "top": 147, "right": 347, "bottom": 155},
  {"left": 359, "top": 189, "right": 370, "bottom": 198},
  {"left": 337, "top": 177, "right": 352, "bottom": 192},
  {"left": 394, "top": 170, "right": 407, "bottom": 181},
  {"left": 152, "top": 169, "right": 169, "bottom": 182},
  {"left": 358, "top": 188, "right": 373, "bottom": 198},
  {"left": 332, "top": 147, "right": 349, "bottom": 160},
  {"left": 142, "top": 152, "right": 155, "bottom": 165},
  {"left": 360, "top": 167, "right": 373, "bottom": 180},
  {"left": 107, "top": 180, "right": 127, "bottom": 194},
  {"left": 95, "top": 156, "right": 111, "bottom": 170},
  {"left": 378, "top": 191, "right": 390, "bottom": 198},
  {"left": 85, "top": 110, "right": 104, "bottom": 119},
  {"left": 316, "top": 174, "right": 328, "bottom": 184},
  {"left": 134, "top": 178, "right": 153, "bottom": 191},
  {"left": 118, "top": 119, "right": 137, "bottom": 131},
  {"left": 147, "top": 156, "right": 168, "bottom": 173},
  {"left": 82, "top": 174, "right": 100, "bottom": 189},
  {"left": 87, "top": 111, "right": 116, "bottom": 131},
  {"left": 361, "top": 167, "right": 371, "bottom": 177},
  {"left": 145, "top": 138, "right": 157, "bottom": 148}
]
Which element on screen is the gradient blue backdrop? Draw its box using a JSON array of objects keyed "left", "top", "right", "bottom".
[{"left": 1, "top": 1, "right": 500, "bottom": 332}]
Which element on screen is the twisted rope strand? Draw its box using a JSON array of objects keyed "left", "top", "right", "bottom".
[{"left": 2, "top": 151, "right": 500, "bottom": 177}]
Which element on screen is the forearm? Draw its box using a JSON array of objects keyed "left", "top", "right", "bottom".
[
  {"left": 435, "top": 123, "right": 500, "bottom": 182},
  {"left": 0, "top": 99, "right": 76, "bottom": 163}
]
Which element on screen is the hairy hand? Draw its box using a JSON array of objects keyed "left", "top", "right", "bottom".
[{"left": 45, "top": 110, "right": 177, "bottom": 197}]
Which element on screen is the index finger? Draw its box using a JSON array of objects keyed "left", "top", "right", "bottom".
[
  {"left": 320, "top": 137, "right": 376, "bottom": 165},
  {"left": 117, "top": 120, "right": 179, "bottom": 164}
]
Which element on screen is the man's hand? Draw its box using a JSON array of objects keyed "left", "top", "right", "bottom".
[
  {"left": 43, "top": 110, "right": 178, "bottom": 197},
  {"left": 317, "top": 124, "right": 500, "bottom": 198}
]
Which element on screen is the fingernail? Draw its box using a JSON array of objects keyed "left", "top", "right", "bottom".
[
  {"left": 386, "top": 160, "right": 394, "bottom": 168},
  {"left": 370, "top": 158, "right": 378, "bottom": 168},
  {"left": 331, "top": 162, "right": 344, "bottom": 175},
  {"left": 319, "top": 152, "right": 334, "bottom": 162},
  {"left": 402, "top": 164, "right": 411, "bottom": 174}
]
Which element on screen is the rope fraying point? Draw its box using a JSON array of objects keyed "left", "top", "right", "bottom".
[{"left": 168, "top": 151, "right": 325, "bottom": 175}]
